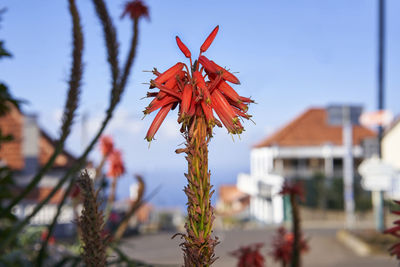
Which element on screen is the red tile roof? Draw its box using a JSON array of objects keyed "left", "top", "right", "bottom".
[
  {"left": 0, "top": 104, "right": 25, "bottom": 169},
  {"left": 254, "top": 108, "right": 376, "bottom": 148},
  {"left": 11, "top": 186, "right": 66, "bottom": 204},
  {"left": 219, "top": 185, "right": 248, "bottom": 204},
  {"left": 39, "top": 130, "right": 76, "bottom": 168},
  {"left": 0, "top": 105, "right": 76, "bottom": 170}
]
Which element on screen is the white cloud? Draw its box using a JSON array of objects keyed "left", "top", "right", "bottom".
[
  {"left": 84, "top": 108, "right": 144, "bottom": 136},
  {"left": 52, "top": 108, "right": 64, "bottom": 124},
  {"left": 158, "top": 117, "right": 181, "bottom": 140}
]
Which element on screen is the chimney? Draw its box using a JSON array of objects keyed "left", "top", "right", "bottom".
[{"left": 22, "top": 114, "right": 40, "bottom": 175}]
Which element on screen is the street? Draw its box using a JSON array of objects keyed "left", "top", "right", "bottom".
[{"left": 119, "top": 227, "right": 396, "bottom": 266}]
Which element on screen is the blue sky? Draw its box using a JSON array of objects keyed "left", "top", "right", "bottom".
[{"left": 1, "top": 0, "right": 400, "bottom": 207}]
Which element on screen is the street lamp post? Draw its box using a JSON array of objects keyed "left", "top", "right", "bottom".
[{"left": 375, "top": 0, "right": 386, "bottom": 232}]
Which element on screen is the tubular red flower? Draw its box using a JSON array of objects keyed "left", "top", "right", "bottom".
[
  {"left": 144, "top": 95, "right": 179, "bottom": 114},
  {"left": 210, "top": 60, "right": 241, "bottom": 84},
  {"left": 201, "top": 100, "right": 216, "bottom": 126},
  {"left": 227, "top": 98, "right": 249, "bottom": 112},
  {"left": 152, "top": 80, "right": 182, "bottom": 100},
  {"left": 198, "top": 55, "right": 240, "bottom": 84},
  {"left": 176, "top": 36, "right": 191, "bottom": 58},
  {"left": 100, "top": 135, "right": 114, "bottom": 157},
  {"left": 207, "top": 73, "right": 223, "bottom": 93},
  {"left": 211, "top": 90, "right": 237, "bottom": 119},
  {"left": 107, "top": 150, "right": 125, "bottom": 178},
  {"left": 239, "top": 96, "right": 255, "bottom": 103},
  {"left": 156, "top": 77, "right": 178, "bottom": 100},
  {"left": 198, "top": 55, "right": 219, "bottom": 73},
  {"left": 145, "top": 103, "right": 173, "bottom": 141},
  {"left": 200, "top": 25, "right": 219, "bottom": 53},
  {"left": 217, "top": 81, "right": 241, "bottom": 103},
  {"left": 233, "top": 107, "right": 252, "bottom": 120},
  {"left": 154, "top": 62, "right": 184, "bottom": 84},
  {"left": 180, "top": 84, "right": 193, "bottom": 117},
  {"left": 211, "top": 98, "right": 239, "bottom": 133},
  {"left": 187, "top": 98, "right": 196, "bottom": 117},
  {"left": 193, "top": 71, "right": 211, "bottom": 104}
]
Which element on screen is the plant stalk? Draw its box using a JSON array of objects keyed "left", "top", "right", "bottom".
[
  {"left": 290, "top": 193, "right": 301, "bottom": 267},
  {"left": 181, "top": 116, "right": 218, "bottom": 266}
]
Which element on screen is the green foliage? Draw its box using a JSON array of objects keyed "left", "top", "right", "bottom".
[
  {"left": 298, "top": 174, "right": 372, "bottom": 211},
  {"left": 0, "top": 226, "right": 44, "bottom": 266},
  {"left": 0, "top": 40, "right": 11, "bottom": 58},
  {"left": 0, "top": 9, "right": 12, "bottom": 59},
  {"left": 0, "top": 83, "right": 24, "bottom": 116},
  {"left": 0, "top": 166, "right": 16, "bottom": 220}
]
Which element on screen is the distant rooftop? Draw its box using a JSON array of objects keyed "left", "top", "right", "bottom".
[
  {"left": 218, "top": 184, "right": 248, "bottom": 203},
  {"left": 0, "top": 104, "right": 76, "bottom": 170},
  {"left": 254, "top": 107, "right": 376, "bottom": 148}
]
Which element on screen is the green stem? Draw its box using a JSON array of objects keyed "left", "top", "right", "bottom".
[
  {"left": 104, "top": 177, "right": 117, "bottom": 222},
  {"left": 290, "top": 194, "right": 301, "bottom": 267},
  {"left": 181, "top": 116, "right": 218, "bottom": 266}
]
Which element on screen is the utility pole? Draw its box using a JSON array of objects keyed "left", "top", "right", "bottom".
[
  {"left": 343, "top": 106, "right": 355, "bottom": 229},
  {"left": 375, "top": 0, "right": 386, "bottom": 232},
  {"left": 328, "top": 105, "right": 361, "bottom": 229}
]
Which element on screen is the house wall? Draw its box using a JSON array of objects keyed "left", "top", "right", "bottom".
[
  {"left": 0, "top": 104, "right": 24, "bottom": 169},
  {"left": 250, "top": 147, "right": 275, "bottom": 177},
  {"left": 383, "top": 123, "right": 400, "bottom": 169}
]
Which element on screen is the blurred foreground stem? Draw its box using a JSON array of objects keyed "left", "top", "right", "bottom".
[{"left": 290, "top": 192, "right": 301, "bottom": 267}]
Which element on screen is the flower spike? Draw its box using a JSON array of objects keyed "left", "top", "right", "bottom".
[{"left": 143, "top": 26, "right": 254, "bottom": 266}]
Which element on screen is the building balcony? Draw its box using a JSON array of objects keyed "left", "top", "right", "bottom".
[{"left": 276, "top": 167, "right": 344, "bottom": 179}]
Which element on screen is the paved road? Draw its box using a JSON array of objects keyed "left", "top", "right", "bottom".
[{"left": 120, "top": 227, "right": 396, "bottom": 267}]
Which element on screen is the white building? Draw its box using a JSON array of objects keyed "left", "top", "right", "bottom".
[
  {"left": 382, "top": 117, "right": 400, "bottom": 199},
  {"left": 0, "top": 105, "right": 78, "bottom": 236},
  {"left": 238, "top": 107, "right": 377, "bottom": 224}
]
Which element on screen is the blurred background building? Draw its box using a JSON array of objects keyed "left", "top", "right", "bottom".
[
  {"left": 218, "top": 105, "right": 387, "bottom": 225},
  {"left": 0, "top": 104, "right": 77, "bottom": 235}
]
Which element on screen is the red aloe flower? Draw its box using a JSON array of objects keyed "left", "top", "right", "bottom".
[
  {"left": 121, "top": 0, "right": 149, "bottom": 21},
  {"left": 41, "top": 230, "right": 56, "bottom": 245},
  {"left": 100, "top": 135, "right": 114, "bottom": 157},
  {"left": 231, "top": 243, "right": 265, "bottom": 267},
  {"left": 271, "top": 227, "right": 308, "bottom": 266},
  {"left": 176, "top": 36, "right": 191, "bottom": 58},
  {"left": 279, "top": 181, "right": 304, "bottom": 200},
  {"left": 107, "top": 149, "right": 125, "bottom": 178},
  {"left": 70, "top": 184, "right": 81, "bottom": 199},
  {"left": 385, "top": 200, "right": 400, "bottom": 259},
  {"left": 143, "top": 25, "right": 254, "bottom": 141},
  {"left": 200, "top": 25, "right": 219, "bottom": 53}
]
